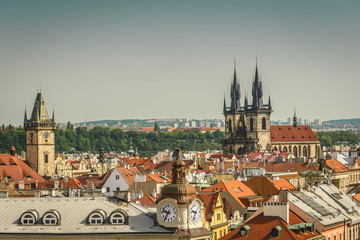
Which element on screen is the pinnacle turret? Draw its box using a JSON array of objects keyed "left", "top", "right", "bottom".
[
  {"left": 229, "top": 59, "right": 241, "bottom": 111},
  {"left": 24, "top": 108, "right": 28, "bottom": 124},
  {"left": 251, "top": 57, "right": 265, "bottom": 109}
]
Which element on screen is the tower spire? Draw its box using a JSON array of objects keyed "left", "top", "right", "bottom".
[
  {"left": 223, "top": 94, "right": 227, "bottom": 114},
  {"left": 268, "top": 95, "right": 272, "bottom": 109},
  {"left": 52, "top": 109, "right": 56, "bottom": 122},
  {"left": 252, "top": 56, "right": 264, "bottom": 109},
  {"left": 24, "top": 108, "right": 28, "bottom": 123},
  {"left": 293, "top": 106, "right": 298, "bottom": 128},
  {"left": 230, "top": 58, "right": 241, "bottom": 111}
]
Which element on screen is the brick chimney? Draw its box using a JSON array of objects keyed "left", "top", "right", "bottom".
[{"left": 9, "top": 146, "right": 15, "bottom": 156}]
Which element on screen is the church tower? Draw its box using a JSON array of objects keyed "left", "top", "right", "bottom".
[
  {"left": 24, "top": 91, "right": 56, "bottom": 177},
  {"left": 156, "top": 148, "right": 211, "bottom": 239},
  {"left": 223, "top": 58, "right": 272, "bottom": 154}
]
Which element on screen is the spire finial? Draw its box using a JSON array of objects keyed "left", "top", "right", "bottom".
[{"left": 293, "top": 105, "right": 298, "bottom": 128}]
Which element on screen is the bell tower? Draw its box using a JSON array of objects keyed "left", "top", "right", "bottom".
[
  {"left": 24, "top": 91, "right": 56, "bottom": 177},
  {"left": 156, "top": 148, "right": 211, "bottom": 239},
  {"left": 223, "top": 58, "right": 272, "bottom": 154}
]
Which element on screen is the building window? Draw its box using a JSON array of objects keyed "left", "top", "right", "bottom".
[
  {"left": 116, "top": 187, "right": 120, "bottom": 191},
  {"left": 293, "top": 146, "right": 298, "bottom": 158},
  {"left": 43, "top": 212, "right": 59, "bottom": 225},
  {"left": 110, "top": 211, "right": 127, "bottom": 225},
  {"left": 228, "top": 119, "right": 232, "bottom": 132},
  {"left": 262, "top": 117, "right": 266, "bottom": 130},
  {"left": 20, "top": 212, "right": 37, "bottom": 225},
  {"left": 217, "top": 213, "right": 220, "bottom": 221},
  {"left": 106, "top": 187, "right": 110, "bottom": 192},
  {"left": 44, "top": 154, "right": 48, "bottom": 163},
  {"left": 250, "top": 118, "right": 254, "bottom": 132},
  {"left": 116, "top": 175, "right": 119, "bottom": 180},
  {"left": 88, "top": 212, "right": 105, "bottom": 225}
]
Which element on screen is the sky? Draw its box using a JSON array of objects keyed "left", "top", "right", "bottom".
[{"left": 0, "top": 0, "right": 359, "bottom": 125}]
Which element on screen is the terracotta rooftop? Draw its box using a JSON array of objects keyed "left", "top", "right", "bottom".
[
  {"left": 270, "top": 125, "right": 319, "bottom": 143},
  {"left": 146, "top": 173, "right": 171, "bottom": 183},
  {"left": 326, "top": 159, "right": 348, "bottom": 173},
  {"left": 220, "top": 208, "right": 321, "bottom": 240},
  {"left": 131, "top": 194, "right": 158, "bottom": 207},
  {"left": 0, "top": 154, "right": 45, "bottom": 184},
  {"left": 201, "top": 180, "right": 256, "bottom": 207},
  {"left": 265, "top": 161, "right": 319, "bottom": 173},
  {"left": 270, "top": 179, "right": 296, "bottom": 191}
]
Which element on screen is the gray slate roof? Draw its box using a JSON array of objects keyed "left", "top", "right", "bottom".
[{"left": 0, "top": 197, "right": 172, "bottom": 234}]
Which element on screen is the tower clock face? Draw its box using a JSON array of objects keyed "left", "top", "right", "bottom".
[
  {"left": 160, "top": 203, "right": 177, "bottom": 223},
  {"left": 189, "top": 202, "right": 201, "bottom": 223},
  {"left": 43, "top": 131, "right": 50, "bottom": 139}
]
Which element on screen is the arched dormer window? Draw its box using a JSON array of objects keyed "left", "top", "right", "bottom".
[
  {"left": 250, "top": 118, "right": 254, "bottom": 132},
  {"left": 88, "top": 210, "right": 106, "bottom": 225},
  {"left": 20, "top": 210, "right": 38, "bottom": 225},
  {"left": 43, "top": 210, "right": 60, "bottom": 225},
  {"left": 110, "top": 210, "right": 128, "bottom": 225},
  {"left": 270, "top": 225, "right": 282, "bottom": 237},
  {"left": 262, "top": 117, "right": 266, "bottom": 130}
]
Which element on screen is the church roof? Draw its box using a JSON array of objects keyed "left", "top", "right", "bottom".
[
  {"left": 0, "top": 154, "right": 45, "bottom": 184},
  {"left": 270, "top": 125, "right": 319, "bottom": 143},
  {"left": 28, "top": 92, "right": 51, "bottom": 123}
]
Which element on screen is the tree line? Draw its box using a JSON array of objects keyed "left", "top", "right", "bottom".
[
  {"left": 0, "top": 127, "right": 224, "bottom": 157},
  {"left": 315, "top": 131, "right": 360, "bottom": 147}
]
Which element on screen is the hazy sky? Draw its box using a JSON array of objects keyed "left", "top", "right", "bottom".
[{"left": 1, "top": 0, "right": 359, "bottom": 125}]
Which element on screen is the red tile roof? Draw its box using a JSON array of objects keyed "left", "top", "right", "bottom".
[
  {"left": 201, "top": 180, "right": 256, "bottom": 207},
  {"left": 354, "top": 193, "right": 360, "bottom": 202},
  {"left": 198, "top": 192, "right": 223, "bottom": 221},
  {"left": 270, "top": 179, "right": 296, "bottom": 191},
  {"left": 0, "top": 154, "right": 45, "bottom": 184},
  {"left": 270, "top": 125, "right": 319, "bottom": 143},
  {"left": 131, "top": 194, "right": 158, "bottom": 207},
  {"left": 146, "top": 173, "right": 171, "bottom": 183},
  {"left": 326, "top": 159, "right": 348, "bottom": 173},
  {"left": 265, "top": 161, "right": 319, "bottom": 173},
  {"left": 220, "top": 209, "right": 321, "bottom": 240}
]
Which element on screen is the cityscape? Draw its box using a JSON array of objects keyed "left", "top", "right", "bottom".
[{"left": 1, "top": 1, "right": 360, "bottom": 240}]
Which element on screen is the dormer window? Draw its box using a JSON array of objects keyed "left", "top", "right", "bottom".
[
  {"left": 88, "top": 210, "right": 106, "bottom": 225},
  {"left": 270, "top": 225, "right": 282, "bottom": 238},
  {"left": 43, "top": 211, "right": 60, "bottom": 225},
  {"left": 20, "top": 210, "right": 38, "bottom": 225},
  {"left": 239, "top": 224, "right": 251, "bottom": 236},
  {"left": 110, "top": 210, "right": 127, "bottom": 225}
]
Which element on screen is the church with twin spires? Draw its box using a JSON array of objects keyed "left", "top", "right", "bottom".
[{"left": 223, "top": 59, "right": 321, "bottom": 159}]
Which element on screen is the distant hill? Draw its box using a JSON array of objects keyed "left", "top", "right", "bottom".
[{"left": 323, "top": 118, "right": 360, "bottom": 125}]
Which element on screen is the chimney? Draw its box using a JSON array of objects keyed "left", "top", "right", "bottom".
[
  {"left": 279, "top": 190, "right": 288, "bottom": 203},
  {"left": 9, "top": 146, "right": 16, "bottom": 156},
  {"left": 113, "top": 190, "right": 131, "bottom": 202},
  {"left": 152, "top": 189, "right": 157, "bottom": 198},
  {"left": 263, "top": 199, "right": 289, "bottom": 223}
]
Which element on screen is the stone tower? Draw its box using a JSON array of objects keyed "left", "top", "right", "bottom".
[
  {"left": 223, "top": 59, "right": 272, "bottom": 154},
  {"left": 156, "top": 148, "right": 211, "bottom": 239},
  {"left": 24, "top": 91, "right": 56, "bottom": 177}
]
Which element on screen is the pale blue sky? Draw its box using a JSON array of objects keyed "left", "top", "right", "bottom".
[{"left": 0, "top": 0, "right": 359, "bottom": 125}]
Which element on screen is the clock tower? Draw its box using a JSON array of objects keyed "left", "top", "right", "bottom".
[
  {"left": 156, "top": 148, "right": 212, "bottom": 239},
  {"left": 24, "top": 91, "right": 56, "bottom": 177}
]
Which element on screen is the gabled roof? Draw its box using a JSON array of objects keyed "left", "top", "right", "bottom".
[
  {"left": 0, "top": 154, "right": 45, "bottom": 183},
  {"left": 220, "top": 208, "right": 321, "bottom": 240},
  {"left": 326, "top": 159, "right": 348, "bottom": 173},
  {"left": 146, "top": 173, "right": 171, "bottom": 183},
  {"left": 201, "top": 180, "right": 256, "bottom": 207},
  {"left": 131, "top": 194, "right": 158, "bottom": 207},
  {"left": 198, "top": 192, "right": 224, "bottom": 221},
  {"left": 270, "top": 179, "right": 296, "bottom": 191},
  {"left": 265, "top": 161, "right": 319, "bottom": 173},
  {"left": 270, "top": 125, "right": 319, "bottom": 143}
]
